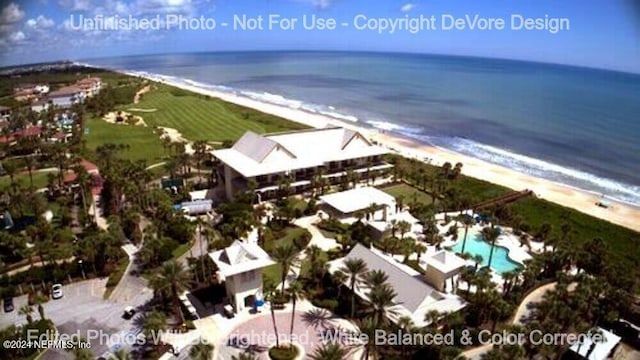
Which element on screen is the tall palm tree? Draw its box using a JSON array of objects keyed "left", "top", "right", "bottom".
[
  {"left": 264, "top": 280, "right": 281, "bottom": 348},
  {"left": 363, "top": 270, "right": 388, "bottom": 290},
  {"left": 151, "top": 261, "right": 191, "bottom": 323},
  {"left": 481, "top": 227, "right": 501, "bottom": 269},
  {"left": 287, "top": 281, "right": 303, "bottom": 346},
  {"left": 397, "top": 220, "right": 411, "bottom": 240},
  {"left": 309, "top": 343, "right": 347, "bottom": 360},
  {"left": 339, "top": 258, "right": 368, "bottom": 318},
  {"left": 189, "top": 341, "right": 214, "bottom": 360},
  {"left": 272, "top": 244, "right": 299, "bottom": 293},
  {"left": 458, "top": 214, "right": 474, "bottom": 254}
]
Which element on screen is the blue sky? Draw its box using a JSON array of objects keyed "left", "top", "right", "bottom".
[{"left": 0, "top": 0, "right": 639, "bottom": 73}]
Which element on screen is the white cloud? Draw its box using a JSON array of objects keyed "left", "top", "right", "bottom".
[
  {"left": 295, "top": 0, "right": 335, "bottom": 9},
  {"left": 26, "top": 15, "right": 56, "bottom": 29},
  {"left": 400, "top": 3, "right": 415, "bottom": 13},
  {"left": 0, "top": 3, "right": 25, "bottom": 24},
  {"left": 58, "top": 0, "right": 93, "bottom": 11},
  {"left": 9, "top": 30, "right": 26, "bottom": 42}
]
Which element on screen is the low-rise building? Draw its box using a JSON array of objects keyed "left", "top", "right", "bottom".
[
  {"left": 209, "top": 240, "right": 276, "bottom": 313},
  {"left": 212, "top": 127, "right": 393, "bottom": 200},
  {"left": 0, "top": 105, "right": 11, "bottom": 120},
  {"left": 49, "top": 86, "right": 85, "bottom": 107},
  {"left": 75, "top": 77, "right": 102, "bottom": 97},
  {"left": 329, "top": 244, "right": 466, "bottom": 327}
]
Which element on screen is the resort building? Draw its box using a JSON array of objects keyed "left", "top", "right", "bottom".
[
  {"left": 212, "top": 127, "right": 392, "bottom": 200},
  {"left": 319, "top": 186, "right": 396, "bottom": 223},
  {"left": 329, "top": 244, "right": 466, "bottom": 327},
  {"left": 49, "top": 86, "right": 86, "bottom": 107},
  {"left": 76, "top": 77, "right": 102, "bottom": 97},
  {"left": 424, "top": 250, "right": 467, "bottom": 292},
  {"left": 209, "top": 240, "right": 276, "bottom": 313},
  {"left": 568, "top": 327, "right": 621, "bottom": 360}
]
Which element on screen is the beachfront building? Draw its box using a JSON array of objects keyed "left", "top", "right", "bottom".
[
  {"left": 424, "top": 250, "right": 467, "bottom": 292},
  {"left": 76, "top": 77, "right": 102, "bottom": 97},
  {"left": 319, "top": 186, "right": 395, "bottom": 223},
  {"left": 49, "top": 86, "right": 86, "bottom": 107},
  {"left": 209, "top": 240, "right": 276, "bottom": 313},
  {"left": 329, "top": 244, "right": 466, "bottom": 327},
  {"left": 212, "top": 127, "right": 393, "bottom": 200}
]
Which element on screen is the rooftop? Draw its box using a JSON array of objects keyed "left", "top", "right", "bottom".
[
  {"left": 212, "top": 127, "right": 389, "bottom": 177},
  {"left": 209, "top": 240, "right": 276, "bottom": 277},
  {"left": 569, "top": 327, "right": 621, "bottom": 360},
  {"left": 49, "top": 86, "right": 83, "bottom": 97},
  {"left": 320, "top": 186, "right": 395, "bottom": 214},
  {"left": 425, "top": 250, "right": 467, "bottom": 275},
  {"left": 329, "top": 244, "right": 466, "bottom": 327}
]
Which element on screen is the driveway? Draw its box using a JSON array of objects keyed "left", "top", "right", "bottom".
[{"left": 0, "top": 278, "right": 153, "bottom": 358}]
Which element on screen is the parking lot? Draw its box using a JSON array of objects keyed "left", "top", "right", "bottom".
[{"left": 1, "top": 278, "right": 153, "bottom": 358}]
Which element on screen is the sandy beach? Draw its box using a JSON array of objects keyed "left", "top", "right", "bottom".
[{"left": 132, "top": 72, "right": 640, "bottom": 233}]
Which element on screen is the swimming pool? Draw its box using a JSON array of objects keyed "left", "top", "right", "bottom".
[{"left": 450, "top": 230, "right": 522, "bottom": 274}]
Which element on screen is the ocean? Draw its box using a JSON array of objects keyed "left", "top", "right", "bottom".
[{"left": 86, "top": 51, "right": 640, "bottom": 206}]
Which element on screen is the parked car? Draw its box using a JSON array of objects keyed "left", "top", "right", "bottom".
[
  {"left": 51, "top": 284, "right": 63, "bottom": 299},
  {"left": 122, "top": 306, "right": 136, "bottom": 319},
  {"left": 3, "top": 297, "right": 14, "bottom": 312}
]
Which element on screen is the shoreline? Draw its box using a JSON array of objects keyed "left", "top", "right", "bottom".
[{"left": 117, "top": 68, "right": 640, "bottom": 233}]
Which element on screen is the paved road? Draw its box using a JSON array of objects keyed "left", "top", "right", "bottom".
[{"left": 0, "top": 278, "right": 152, "bottom": 359}]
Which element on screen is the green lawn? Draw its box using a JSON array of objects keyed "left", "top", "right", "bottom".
[
  {"left": 0, "top": 171, "right": 55, "bottom": 190},
  {"left": 124, "top": 85, "right": 308, "bottom": 142},
  {"left": 83, "top": 117, "right": 166, "bottom": 164},
  {"left": 380, "top": 183, "right": 434, "bottom": 205}
]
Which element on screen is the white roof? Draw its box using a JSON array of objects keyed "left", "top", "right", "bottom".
[
  {"left": 320, "top": 187, "right": 395, "bottom": 214},
  {"left": 212, "top": 127, "right": 389, "bottom": 177},
  {"left": 328, "top": 244, "right": 466, "bottom": 327},
  {"left": 569, "top": 328, "right": 621, "bottom": 360},
  {"left": 209, "top": 240, "right": 275, "bottom": 277},
  {"left": 425, "top": 251, "right": 467, "bottom": 275},
  {"left": 189, "top": 190, "right": 208, "bottom": 201}
]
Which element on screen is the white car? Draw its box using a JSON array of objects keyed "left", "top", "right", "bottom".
[{"left": 51, "top": 284, "right": 63, "bottom": 299}]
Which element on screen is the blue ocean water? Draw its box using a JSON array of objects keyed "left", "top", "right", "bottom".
[{"left": 87, "top": 51, "right": 640, "bottom": 206}]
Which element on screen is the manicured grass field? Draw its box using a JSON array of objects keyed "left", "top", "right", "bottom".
[
  {"left": 125, "top": 85, "right": 308, "bottom": 142},
  {"left": 380, "top": 183, "right": 434, "bottom": 205},
  {"left": 83, "top": 117, "right": 166, "bottom": 164},
  {"left": 0, "top": 171, "right": 55, "bottom": 190}
]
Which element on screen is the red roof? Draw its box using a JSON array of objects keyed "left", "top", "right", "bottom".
[{"left": 0, "top": 125, "right": 42, "bottom": 143}]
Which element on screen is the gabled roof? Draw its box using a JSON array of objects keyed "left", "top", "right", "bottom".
[
  {"left": 209, "top": 240, "right": 275, "bottom": 277},
  {"left": 213, "top": 127, "right": 389, "bottom": 177},
  {"left": 329, "top": 244, "right": 466, "bottom": 327},
  {"left": 342, "top": 244, "right": 432, "bottom": 312},
  {"left": 232, "top": 131, "right": 295, "bottom": 163}
]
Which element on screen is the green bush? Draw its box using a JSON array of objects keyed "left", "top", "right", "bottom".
[{"left": 268, "top": 345, "right": 299, "bottom": 360}]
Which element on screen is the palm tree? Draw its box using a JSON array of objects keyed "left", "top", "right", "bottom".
[
  {"left": 272, "top": 244, "right": 299, "bottom": 292},
  {"left": 151, "top": 260, "right": 191, "bottom": 323},
  {"left": 232, "top": 352, "right": 258, "bottom": 360},
  {"left": 458, "top": 214, "right": 474, "bottom": 254},
  {"left": 339, "top": 258, "right": 368, "bottom": 318},
  {"left": 366, "top": 284, "right": 398, "bottom": 327},
  {"left": 397, "top": 220, "right": 411, "bottom": 240},
  {"left": 363, "top": 270, "right": 388, "bottom": 290},
  {"left": 481, "top": 227, "right": 501, "bottom": 269},
  {"left": 109, "top": 349, "right": 132, "bottom": 360},
  {"left": 19, "top": 304, "right": 34, "bottom": 324},
  {"left": 414, "top": 242, "right": 427, "bottom": 263},
  {"left": 287, "top": 281, "right": 303, "bottom": 346},
  {"left": 309, "top": 343, "right": 347, "bottom": 360},
  {"left": 264, "top": 280, "right": 281, "bottom": 348},
  {"left": 142, "top": 311, "right": 167, "bottom": 340},
  {"left": 189, "top": 341, "right": 214, "bottom": 360},
  {"left": 332, "top": 270, "right": 348, "bottom": 299}
]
